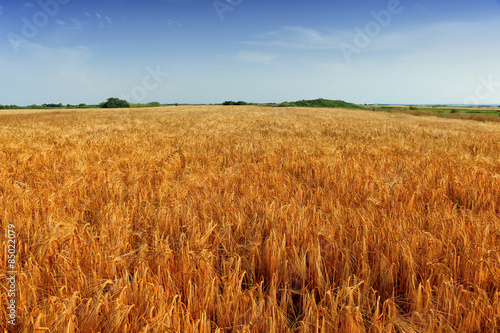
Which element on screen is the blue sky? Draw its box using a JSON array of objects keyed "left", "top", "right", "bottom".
[{"left": 1, "top": 0, "right": 499, "bottom": 105}]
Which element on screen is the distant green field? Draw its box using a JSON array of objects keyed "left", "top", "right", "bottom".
[
  {"left": 367, "top": 105, "right": 500, "bottom": 116},
  {"left": 365, "top": 105, "right": 500, "bottom": 122},
  {"left": 267, "top": 99, "right": 500, "bottom": 122}
]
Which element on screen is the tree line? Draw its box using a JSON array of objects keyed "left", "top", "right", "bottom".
[{"left": 0, "top": 98, "right": 162, "bottom": 110}]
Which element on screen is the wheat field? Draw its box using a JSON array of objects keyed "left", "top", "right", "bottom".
[{"left": 1, "top": 105, "right": 500, "bottom": 332}]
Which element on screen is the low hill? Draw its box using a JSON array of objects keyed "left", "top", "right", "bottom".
[{"left": 277, "top": 98, "right": 361, "bottom": 109}]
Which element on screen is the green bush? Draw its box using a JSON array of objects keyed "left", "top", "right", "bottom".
[
  {"left": 100, "top": 98, "right": 130, "bottom": 108},
  {"left": 222, "top": 101, "right": 250, "bottom": 105},
  {"left": 277, "top": 98, "right": 360, "bottom": 109},
  {"left": 129, "top": 102, "right": 161, "bottom": 108},
  {"left": 42, "top": 103, "right": 63, "bottom": 108},
  {"left": 2, "top": 105, "right": 21, "bottom": 109}
]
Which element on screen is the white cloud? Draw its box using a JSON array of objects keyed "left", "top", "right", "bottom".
[
  {"left": 248, "top": 18, "right": 499, "bottom": 58},
  {"left": 91, "top": 13, "right": 113, "bottom": 28},
  {"left": 68, "top": 19, "right": 86, "bottom": 30},
  {"left": 352, "top": 19, "right": 499, "bottom": 54},
  {"left": 105, "top": 16, "right": 113, "bottom": 27},
  {"left": 246, "top": 26, "right": 349, "bottom": 50},
  {"left": 167, "top": 19, "right": 181, "bottom": 27},
  {"left": 230, "top": 51, "right": 278, "bottom": 64},
  {"left": 54, "top": 18, "right": 86, "bottom": 30}
]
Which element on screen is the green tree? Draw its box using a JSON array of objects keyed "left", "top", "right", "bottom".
[{"left": 100, "top": 98, "right": 130, "bottom": 108}]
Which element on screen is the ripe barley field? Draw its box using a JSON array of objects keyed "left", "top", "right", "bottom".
[{"left": 1, "top": 105, "right": 500, "bottom": 332}]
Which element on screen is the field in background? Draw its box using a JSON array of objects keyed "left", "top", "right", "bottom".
[
  {"left": 1, "top": 105, "right": 500, "bottom": 332},
  {"left": 366, "top": 105, "right": 500, "bottom": 121}
]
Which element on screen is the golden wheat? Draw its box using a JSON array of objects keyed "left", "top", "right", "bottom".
[{"left": 1, "top": 105, "right": 499, "bottom": 332}]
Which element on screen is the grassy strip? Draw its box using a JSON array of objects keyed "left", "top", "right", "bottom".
[{"left": 367, "top": 105, "right": 500, "bottom": 122}]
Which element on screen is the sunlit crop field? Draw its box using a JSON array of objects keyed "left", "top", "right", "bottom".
[{"left": 1, "top": 105, "right": 500, "bottom": 332}]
